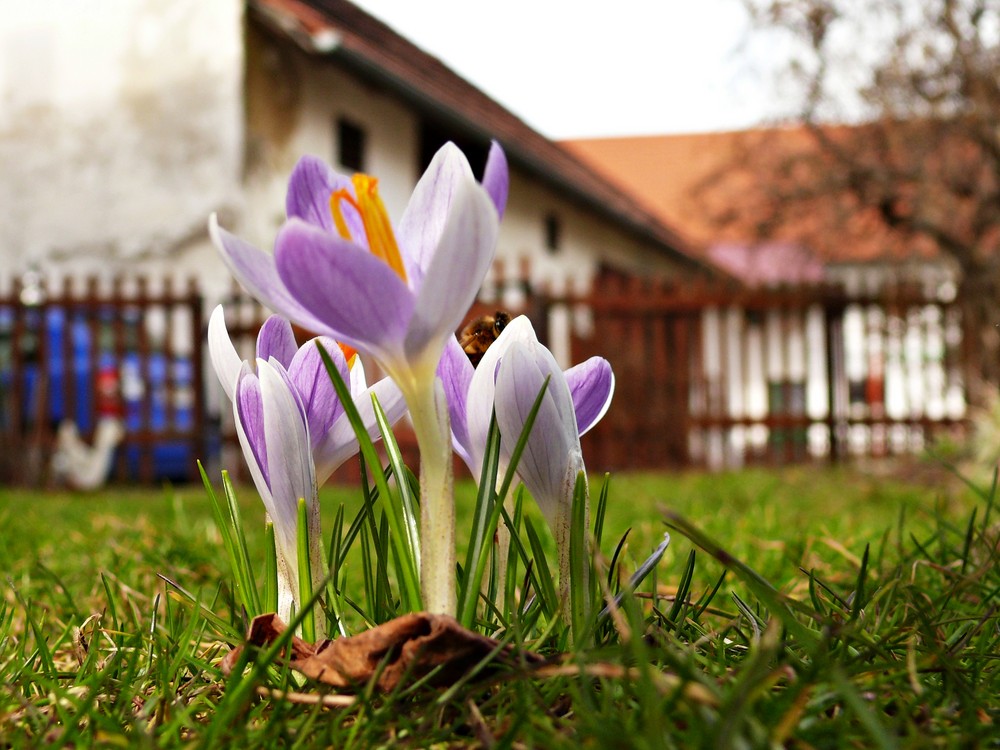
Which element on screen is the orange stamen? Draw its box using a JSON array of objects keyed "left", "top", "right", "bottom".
[
  {"left": 329, "top": 175, "right": 408, "bottom": 283},
  {"left": 329, "top": 188, "right": 356, "bottom": 242}
]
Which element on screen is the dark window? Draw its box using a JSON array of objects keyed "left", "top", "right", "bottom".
[
  {"left": 418, "top": 120, "right": 488, "bottom": 178},
  {"left": 337, "top": 118, "right": 366, "bottom": 172},
  {"left": 544, "top": 213, "right": 561, "bottom": 253}
]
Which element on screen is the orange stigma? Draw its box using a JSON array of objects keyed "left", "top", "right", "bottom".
[{"left": 339, "top": 342, "right": 358, "bottom": 367}]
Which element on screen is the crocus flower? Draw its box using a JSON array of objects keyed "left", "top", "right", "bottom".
[
  {"left": 208, "top": 306, "right": 406, "bottom": 485},
  {"left": 440, "top": 317, "right": 614, "bottom": 479},
  {"left": 442, "top": 315, "right": 614, "bottom": 619},
  {"left": 208, "top": 305, "right": 406, "bottom": 632},
  {"left": 210, "top": 143, "right": 507, "bottom": 616}
]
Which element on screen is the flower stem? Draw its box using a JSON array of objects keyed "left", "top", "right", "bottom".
[{"left": 408, "top": 377, "right": 456, "bottom": 615}]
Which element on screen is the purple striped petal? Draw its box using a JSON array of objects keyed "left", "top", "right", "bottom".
[
  {"left": 397, "top": 143, "right": 476, "bottom": 284},
  {"left": 275, "top": 218, "right": 414, "bottom": 356},
  {"left": 286, "top": 155, "right": 354, "bottom": 234},
  {"left": 438, "top": 336, "right": 475, "bottom": 467},
  {"left": 564, "top": 357, "right": 615, "bottom": 436},
  {"left": 404, "top": 181, "right": 499, "bottom": 358},
  {"left": 313, "top": 373, "right": 407, "bottom": 484},
  {"left": 257, "top": 316, "right": 298, "bottom": 368},
  {"left": 495, "top": 342, "right": 577, "bottom": 524},
  {"left": 286, "top": 337, "right": 348, "bottom": 451},
  {"left": 235, "top": 365, "right": 269, "bottom": 488},
  {"left": 210, "top": 215, "right": 333, "bottom": 336},
  {"left": 482, "top": 141, "right": 509, "bottom": 219}
]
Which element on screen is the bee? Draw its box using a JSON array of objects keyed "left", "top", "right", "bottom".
[{"left": 459, "top": 311, "right": 511, "bottom": 367}]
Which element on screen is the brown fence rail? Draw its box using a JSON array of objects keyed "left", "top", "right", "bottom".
[
  {"left": 4, "top": 269, "right": 968, "bottom": 487},
  {"left": 553, "top": 271, "right": 969, "bottom": 471},
  {"left": 219, "top": 271, "right": 970, "bottom": 480},
  {"left": 0, "top": 275, "right": 206, "bottom": 487}
]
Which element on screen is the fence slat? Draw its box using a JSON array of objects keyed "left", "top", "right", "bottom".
[{"left": 0, "top": 275, "right": 206, "bottom": 488}]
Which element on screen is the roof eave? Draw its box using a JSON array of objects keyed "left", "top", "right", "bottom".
[{"left": 248, "top": 0, "right": 714, "bottom": 276}]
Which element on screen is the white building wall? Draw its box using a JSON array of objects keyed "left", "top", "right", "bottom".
[
  {"left": 2, "top": 7, "right": 689, "bottom": 319},
  {"left": 0, "top": 0, "right": 245, "bottom": 299},
  {"left": 240, "top": 50, "right": 421, "bottom": 276}
]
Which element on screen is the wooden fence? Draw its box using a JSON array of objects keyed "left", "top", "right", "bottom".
[
  {"left": 556, "top": 272, "right": 968, "bottom": 472},
  {"left": 0, "top": 271, "right": 971, "bottom": 487},
  {"left": 0, "top": 275, "right": 206, "bottom": 487},
  {"left": 205, "top": 274, "right": 973, "bottom": 482}
]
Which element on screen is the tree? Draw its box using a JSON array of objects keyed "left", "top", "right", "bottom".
[{"left": 712, "top": 0, "right": 1000, "bottom": 390}]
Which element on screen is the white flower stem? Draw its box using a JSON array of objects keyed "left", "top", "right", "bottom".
[
  {"left": 555, "top": 498, "right": 573, "bottom": 624},
  {"left": 408, "top": 376, "right": 456, "bottom": 615},
  {"left": 305, "top": 491, "right": 328, "bottom": 639}
]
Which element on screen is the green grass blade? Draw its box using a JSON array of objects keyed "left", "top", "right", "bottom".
[
  {"left": 663, "top": 510, "right": 820, "bottom": 646},
  {"left": 296, "top": 498, "right": 316, "bottom": 643},
  {"left": 569, "top": 470, "right": 591, "bottom": 644},
  {"left": 594, "top": 473, "right": 611, "bottom": 549},
  {"left": 264, "top": 521, "right": 278, "bottom": 615},
  {"left": 371, "top": 392, "right": 421, "bottom": 560},
  {"left": 317, "top": 343, "right": 421, "bottom": 610},
  {"left": 458, "top": 411, "right": 503, "bottom": 627},
  {"left": 199, "top": 462, "right": 260, "bottom": 617},
  {"left": 221, "top": 471, "right": 262, "bottom": 616},
  {"left": 599, "top": 532, "right": 671, "bottom": 620},
  {"left": 326, "top": 503, "right": 348, "bottom": 637},
  {"left": 523, "top": 517, "right": 558, "bottom": 617}
]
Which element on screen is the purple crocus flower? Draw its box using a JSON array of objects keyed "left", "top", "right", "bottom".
[
  {"left": 440, "top": 315, "right": 614, "bottom": 489},
  {"left": 209, "top": 306, "right": 406, "bottom": 486},
  {"left": 209, "top": 142, "right": 507, "bottom": 377},
  {"left": 209, "top": 142, "right": 507, "bottom": 615},
  {"left": 208, "top": 305, "right": 406, "bottom": 630},
  {"left": 440, "top": 315, "right": 614, "bottom": 618}
]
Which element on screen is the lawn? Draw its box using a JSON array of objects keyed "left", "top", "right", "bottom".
[{"left": 1, "top": 461, "right": 996, "bottom": 747}]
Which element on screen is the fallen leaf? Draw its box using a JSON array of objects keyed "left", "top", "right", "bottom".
[{"left": 222, "top": 612, "right": 542, "bottom": 692}]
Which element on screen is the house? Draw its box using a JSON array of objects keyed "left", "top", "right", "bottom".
[
  {"left": 563, "top": 128, "right": 959, "bottom": 296},
  {"left": 563, "top": 129, "right": 968, "bottom": 467},
  {"left": 239, "top": 0, "right": 709, "bottom": 360},
  {"left": 0, "top": 0, "right": 710, "bottom": 484}
]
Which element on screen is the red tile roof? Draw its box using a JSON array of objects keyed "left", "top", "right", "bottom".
[
  {"left": 563, "top": 128, "right": 944, "bottom": 266},
  {"left": 249, "top": 0, "right": 712, "bottom": 275}
]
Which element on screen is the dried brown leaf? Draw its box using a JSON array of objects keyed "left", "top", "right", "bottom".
[{"left": 223, "top": 612, "right": 542, "bottom": 693}]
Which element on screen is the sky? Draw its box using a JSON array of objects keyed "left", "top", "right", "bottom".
[{"left": 350, "top": 0, "right": 795, "bottom": 140}]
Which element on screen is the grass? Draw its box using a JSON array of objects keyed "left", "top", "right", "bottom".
[{"left": 1, "top": 461, "right": 997, "bottom": 747}]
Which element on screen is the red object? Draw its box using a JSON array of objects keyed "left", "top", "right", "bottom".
[{"left": 95, "top": 366, "right": 123, "bottom": 418}]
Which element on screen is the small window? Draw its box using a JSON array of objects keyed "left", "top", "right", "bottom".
[
  {"left": 544, "top": 213, "right": 561, "bottom": 253},
  {"left": 337, "top": 118, "right": 366, "bottom": 172}
]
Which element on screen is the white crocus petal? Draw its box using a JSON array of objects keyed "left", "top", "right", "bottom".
[
  {"left": 495, "top": 341, "right": 589, "bottom": 625},
  {"left": 465, "top": 315, "right": 542, "bottom": 471},
  {"left": 208, "top": 305, "right": 242, "bottom": 403},
  {"left": 258, "top": 359, "right": 314, "bottom": 552},
  {"left": 349, "top": 356, "right": 368, "bottom": 395},
  {"left": 232, "top": 364, "right": 295, "bottom": 618},
  {"left": 403, "top": 181, "right": 500, "bottom": 361},
  {"left": 397, "top": 142, "right": 478, "bottom": 284},
  {"left": 257, "top": 359, "right": 319, "bottom": 623},
  {"left": 495, "top": 341, "right": 579, "bottom": 526}
]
